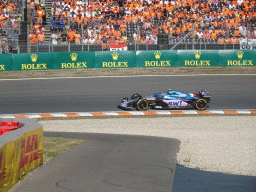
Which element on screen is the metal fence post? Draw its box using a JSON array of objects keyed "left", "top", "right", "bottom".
[
  {"left": 68, "top": 41, "right": 70, "bottom": 52},
  {"left": 246, "top": 20, "right": 248, "bottom": 48},
  {"left": 137, "top": 23, "right": 139, "bottom": 51},
  {"left": 192, "top": 21, "right": 195, "bottom": 50},
  {"left": 82, "top": 22, "right": 84, "bottom": 51},
  {"left": 27, "top": 25, "right": 31, "bottom": 53}
]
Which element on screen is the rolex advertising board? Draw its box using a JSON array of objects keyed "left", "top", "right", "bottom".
[
  {"left": 0, "top": 54, "right": 12, "bottom": 71},
  {"left": 54, "top": 51, "right": 95, "bottom": 69},
  {"left": 1, "top": 50, "right": 256, "bottom": 71},
  {"left": 177, "top": 50, "right": 219, "bottom": 67},
  {"left": 94, "top": 51, "right": 136, "bottom": 68},
  {"left": 218, "top": 50, "right": 255, "bottom": 66},
  {"left": 12, "top": 53, "right": 54, "bottom": 70},
  {"left": 136, "top": 50, "right": 177, "bottom": 67}
]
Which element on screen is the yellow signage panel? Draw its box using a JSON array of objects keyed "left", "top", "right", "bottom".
[{"left": 0, "top": 126, "right": 43, "bottom": 191}]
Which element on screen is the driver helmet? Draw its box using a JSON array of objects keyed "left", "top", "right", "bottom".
[{"left": 167, "top": 89, "right": 172, "bottom": 94}]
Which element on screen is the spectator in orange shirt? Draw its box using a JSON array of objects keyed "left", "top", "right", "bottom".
[
  {"left": 74, "top": 31, "right": 81, "bottom": 45},
  {"left": 36, "top": 7, "right": 44, "bottom": 26},
  {"left": 76, "top": 13, "right": 83, "bottom": 30},
  {"left": 211, "top": 29, "right": 217, "bottom": 40},
  {"left": 94, "top": 36, "right": 101, "bottom": 45},
  {"left": 218, "top": 36, "right": 225, "bottom": 44},
  {"left": 67, "top": 29, "right": 75, "bottom": 42},
  {"left": 108, "top": 36, "right": 115, "bottom": 45},
  {"left": 37, "top": 31, "right": 45, "bottom": 45},
  {"left": 234, "top": 28, "right": 241, "bottom": 37},
  {"left": 234, "top": 36, "right": 240, "bottom": 44},
  {"left": 114, "top": 29, "right": 121, "bottom": 37},
  {"left": 29, "top": 32, "right": 37, "bottom": 44},
  {"left": 115, "top": 37, "right": 121, "bottom": 45}
]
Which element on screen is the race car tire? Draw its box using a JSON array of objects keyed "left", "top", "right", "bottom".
[
  {"left": 131, "top": 93, "right": 142, "bottom": 100},
  {"left": 194, "top": 99, "right": 207, "bottom": 110},
  {"left": 136, "top": 99, "right": 148, "bottom": 111}
]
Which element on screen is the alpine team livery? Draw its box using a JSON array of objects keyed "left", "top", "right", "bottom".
[{"left": 118, "top": 89, "right": 211, "bottom": 111}]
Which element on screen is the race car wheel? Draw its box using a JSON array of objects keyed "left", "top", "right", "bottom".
[
  {"left": 136, "top": 99, "right": 148, "bottom": 111},
  {"left": 195, "top": 99, "right": 207, "bottom": 110},
  {"left": 131, "top": 93, "right": 142, "bottom": 100}
]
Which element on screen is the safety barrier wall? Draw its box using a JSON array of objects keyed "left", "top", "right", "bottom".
[
  {"left": 0, "top": 119, "right": 43, "bottom": 191},
  {"left": 0, "top": 50, "right": 255, "bottom": 71}
]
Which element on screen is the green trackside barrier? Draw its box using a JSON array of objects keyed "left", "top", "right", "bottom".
[
  {"left": 54, "top": 51, "right": 95, "bottom": 69},
  {"left": 94, "top": 51, "right": 136, "bottom": 68},
  {"left": 0, "top": 50, "right": 255, "bottom": 71},
  {"left": 12, "top": 52, "right": 55, "bottom": 70},
  {"left": 177, "top": 50, "right": 219, "bottom": 67},
  {"left": 136, "top": 50, "right": 177, "bottom": 67},
  {"left": 218, "top": 50, "right": 255, "bottom": 66},
  {"left": 0, "top": 54, "right": 13, "bottom": 71}
]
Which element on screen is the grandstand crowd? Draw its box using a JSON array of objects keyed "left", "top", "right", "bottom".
[
  {"left": 0, "top": 0, "right": 22, "bottom": 53},
  {"left": 0, "top": 0, "right": 255, "bottom": 50},
  {"left": 27, "top": 0, "right": 256, "bottom": 46}
]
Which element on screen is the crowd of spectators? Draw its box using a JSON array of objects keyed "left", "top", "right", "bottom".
[
  {"left": 29, "top": 0, "right": 256, "bottom": 46},
  {"left": 0, "top": 0, "right": 22, "bottom": 53}
]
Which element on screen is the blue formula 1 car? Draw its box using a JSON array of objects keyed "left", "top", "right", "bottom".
[{"left": 117, "top": 89, "right": 211, "bottom": 111}]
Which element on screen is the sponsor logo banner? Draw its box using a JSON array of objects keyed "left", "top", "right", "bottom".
[
  {"left": 178, "top": 50, "right": 218, "bottom": 67},
  {"left": 136, "top": 50, "right": 176, "bottom": 67},
  {"left": 109, "top": 44, "right": 127, "bottom": 51},
  {"left": 0, "top": 126, "right": 43, "bottom": 191},
  {"left": 240, "top": 39, "right": 256, "bottom": 50},
  {"left": 54, "top": 52, "right": 94, "bottom": 69},
  {"left": 0, "top": 50, "right": 256, "bottom": 71},
  {"left": 219, "top": 50, "right": 255, "bottom": 66},
  {"left": 12, "top": 53, "right": 54, "bottom": 70},
  {"left": 95, "top": 51, "right": 136, "bottom": 68}
]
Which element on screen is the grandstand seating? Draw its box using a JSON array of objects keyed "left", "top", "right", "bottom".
[
  {"left": 1, "top": 0, "right": 256, "bottom": 53},
  {"left": 0, "top": 0, "right": 24, "bottom": 53}
]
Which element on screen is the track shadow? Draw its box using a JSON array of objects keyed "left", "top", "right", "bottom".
[{"left": 173, "top": 164, "right": 256, "bottom": 192}]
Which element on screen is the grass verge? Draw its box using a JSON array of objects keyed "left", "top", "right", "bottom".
[
  {"left": 43, "top": 137, "right": 85, "bottom": 162},
  {"left": 0, "top": 67, "right": 255, "bottom": 80}
]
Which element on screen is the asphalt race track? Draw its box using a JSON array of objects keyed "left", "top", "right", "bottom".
[
  {"left": 2, "top": 75, "right": 256, "bottom": 192},
  {"left": 10, "top": 132, "right": 180, "bottom": 192},
  {"left": 10, "top": 132, "right": 256, "bottom": 192},
  {"left": 0, "top": 75, "right": 256, "bottom": 114}
]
